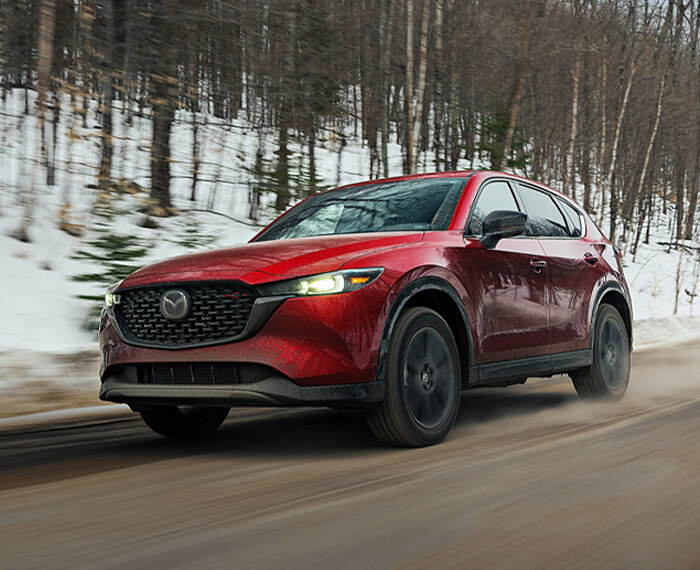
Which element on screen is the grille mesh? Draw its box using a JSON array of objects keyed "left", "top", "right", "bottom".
[
  {"left": 136, "top": 363, "right": 238, "bottom": 385},
  {"left": 114, "top": 282, "right": 257, "bottom": 348}
]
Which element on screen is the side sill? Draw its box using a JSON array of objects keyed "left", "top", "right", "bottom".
[{"left": 475, "top": 349, "right": 592, "bottom": 384}]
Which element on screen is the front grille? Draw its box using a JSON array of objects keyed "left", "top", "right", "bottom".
[
  {"left": 114, "top": 282, "right": 257, "bottom": 348},
  {"left": 136, "top": 363, "right": 238, "bottom": 385}
]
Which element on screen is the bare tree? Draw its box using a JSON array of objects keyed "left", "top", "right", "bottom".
[{"left": 13, "top": 0, "right": 56, "bottom": 242}]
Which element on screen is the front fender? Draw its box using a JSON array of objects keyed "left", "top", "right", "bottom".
[{"left": 375, "top": 270, "right": 475, "bottom": 383}]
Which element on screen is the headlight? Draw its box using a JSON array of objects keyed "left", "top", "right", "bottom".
[{"left": 257, "top": 268, "right": 384, "bottom": 298}]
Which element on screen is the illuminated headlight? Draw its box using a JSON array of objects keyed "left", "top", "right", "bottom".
[
  {"left": 257, "top": 268, "right": 384, "bottom": 298},
  {"left": 104, "top": 291, "right": 121, "bottom": 307}
]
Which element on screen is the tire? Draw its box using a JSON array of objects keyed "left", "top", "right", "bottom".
[
  {"left": 139, "top": 406, "right": 230, "bottom": 438},
  {"left": 367, "top": 307, "right": 461, "bottom": 447},
  {"left": 571, "top": 304, "right": 630, "bottom": 400}
]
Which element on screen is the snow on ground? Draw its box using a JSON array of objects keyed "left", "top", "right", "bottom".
[
  {"left": 1, "top": 88, "right": 699, "bottom": 416},
  {"left": 624, "top": 241, "right": 700, "bottom": 320}
]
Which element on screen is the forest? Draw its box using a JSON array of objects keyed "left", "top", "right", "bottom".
[{"left": 1, "top": 0, "right": 699, "bottom": 258}]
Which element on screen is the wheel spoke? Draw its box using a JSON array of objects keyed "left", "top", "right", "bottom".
[
  {"left": 401, "top": 324, "right": 458, "bottom": 429},
  {"left": 433, "top": 386, "right": 447, "bottom": 408},
  {"left": 405, "top": 359, "right": 421, "bottom": 378},
  {"left": 405, "top": 351, "right": 423, "bottom": 373},
  {"left": 601, "top": 320, "right": 611, "bottom": 348},
  {"left": 422, "top": 395, "right": 436, "bottom": 423},
  {"left": 425, "top": 332, "right": 448, "bottom": 362},
  {"left": 417, "top": 329, "right": 430, "bottom": 357}
]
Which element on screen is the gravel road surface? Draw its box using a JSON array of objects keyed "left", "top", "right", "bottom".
[{"left": 1, "top": 341, "right": 699, "bottom": 569}]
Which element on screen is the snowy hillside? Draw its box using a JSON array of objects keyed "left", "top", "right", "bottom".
[{"left": 1, "top": 89, "right": 699, "bottom": 355}]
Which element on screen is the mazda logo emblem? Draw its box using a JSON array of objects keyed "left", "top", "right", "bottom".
[{"left": 160, "top": 289, "right": 191, "bottom": 321}]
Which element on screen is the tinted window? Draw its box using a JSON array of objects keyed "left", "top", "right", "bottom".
[
  {"left": 255, "top": 178, "right": 467, "bottom": 242},
  {"left": 467, "top": 181, "right": 520, "bottom": 236},
  {"left": 558, "top": 199, "right": 583, "bottom": 237},
  {"left": 516, "top": 184, "right": 569, "bottom": 238}
]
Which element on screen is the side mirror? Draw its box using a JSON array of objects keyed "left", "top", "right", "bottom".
[{"left": 481, "top": 210, "right": 528, "bottom": 249}]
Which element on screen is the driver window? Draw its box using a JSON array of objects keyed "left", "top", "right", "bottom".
[{"left": 467, "top": 181, "right": 520, "bottom": 236}]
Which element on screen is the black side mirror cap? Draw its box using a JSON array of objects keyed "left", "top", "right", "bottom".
[{"left": 480, "top": 210, "right": 528, "bottom": 249}]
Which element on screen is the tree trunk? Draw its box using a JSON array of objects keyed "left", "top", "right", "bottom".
[
  {"left": 447, "top": 0, "right": 459, "bottom": 170},
  {"left": 499, "top": 15, "right": 531, "bottom": 171},
  {"left": 97, "top": 0, "right": 115, "bottom": 198},
  {"left": 275, "top": 3, "right": 296, "bottom": 211},
  {"left": 594, "top": 61, "right": 607, "bottom": 216},
  {"left": 411, "top": 0, "right": 431, "bottom": 174},
  {"left": 150, "top": 94, "right": 174, "bottom": 214},
  {"left": 308, "top": 126, "right": 316, "bottom": 196},
  {"left": 405, "top": 0, "right": 415, "bottom": 174},
  {"left": 601, "top": 10, "right": 671, "bottom": 228},
  {"left": 601, "top": 64, "right": 636, "bottom": 229},
  {"left": 148, "top": 0, "right": 175, "bottom": 216},
  {"left": 14, "top": 0, "right": 56, "bottom": 242},
  {"left": 609, "top": 173, "right": 618, "bottom": 242},
  {"left": 190, "top": 109, "right": 199, "bottom": 202},
  {"left": 47, "top": 93, "right": 59, "bottom": 186},
  {"left": 675, "top": 159, "right": 686, "bottom": 241},
  {"left": 275, "top": 116, "right": 291, "bottom": 211},
  {"left": 433, "top": 0, "right": 443, "bottom": 170},
  {"left": 635, "top": 71, "right": 666, "bottom": 224},
  {"left": 566, "top": 37, "right": 582, "bottom": 199},
  {"left": 379, "top": 0, "right": 393, "bottom": 178}
]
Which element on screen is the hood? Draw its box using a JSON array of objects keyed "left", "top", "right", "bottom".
[{"left": 122, "top": 232, "right": 423, "bottom": 287}]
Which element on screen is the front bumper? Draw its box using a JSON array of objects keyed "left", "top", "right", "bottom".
[
  {"left": 99, "top": 277, "right": 392, "bottom": 391},
  {"left": 100, "top": 369, "right": 385, "bottom": 408}
]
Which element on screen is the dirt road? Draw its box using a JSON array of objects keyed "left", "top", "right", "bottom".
[{"left": 1, "top": 341, "right": 700, "bottom": 569}]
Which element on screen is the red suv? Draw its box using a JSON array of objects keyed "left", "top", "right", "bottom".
[{"left": 99, "top": 171, "right": 632, "bottom": 447}]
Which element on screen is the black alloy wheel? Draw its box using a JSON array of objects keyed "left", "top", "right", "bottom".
[
  {"left": 571, "top": 304, "right": 630, "bottom": 399},
  {"left": 368, "top": 307, "right": 461, "bottom": 447}
]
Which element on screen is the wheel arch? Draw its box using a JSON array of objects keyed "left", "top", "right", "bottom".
[
  {"left": 376, "top": 277, "right": 474, "bottom": 387},
  {"left": 590, "top": 282, "right": 633, "bottom": 348}
]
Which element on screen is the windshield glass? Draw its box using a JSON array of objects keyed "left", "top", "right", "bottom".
[{"left": 254, "top": 177, "right": 468, "bottom": 242}]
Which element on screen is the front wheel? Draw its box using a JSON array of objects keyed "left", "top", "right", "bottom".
[
  {"left": 139, "top": 406, "right": 230, "bottom": 438},
  {"left": 571, "top": 304, "right": 630, "bottom": 400},
  {"left": 368, "top": 307, "right": 461, "bottom": 447}
]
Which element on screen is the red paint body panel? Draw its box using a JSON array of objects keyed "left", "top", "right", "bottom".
[
  {"left": 462, "top": 237, "right": 550, "bottom": 362},
  {"left": 101, "top": 277, "right": 391, "bottom": 386},
  {"left": 124, "top": 232, "right": 423, "bottom": 284},
  {"left": 99, "top": 171, "right": 632, "bottom": 396}
]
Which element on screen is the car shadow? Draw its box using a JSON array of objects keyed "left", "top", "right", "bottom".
[
  {"left": 456, "top": 382, "right": 578, "bottom": 426},
  {"left": 0, "top": 379, "right": 580, "bottom": 489}
]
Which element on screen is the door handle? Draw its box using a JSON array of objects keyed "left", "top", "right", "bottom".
[
  {"left": 583, "top": 252, "right": 599, "bottom": 266},
  {"left": 530, "top": 259, "right": 547, "bottom": 273}
]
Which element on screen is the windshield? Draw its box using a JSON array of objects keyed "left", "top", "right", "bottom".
[{"left": 254, "top": 177, "right": 468, "bottom": 242}]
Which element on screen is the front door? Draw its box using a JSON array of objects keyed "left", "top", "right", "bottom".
[{"left": 462, "top": 179, "right": 550, "bottom": 364}]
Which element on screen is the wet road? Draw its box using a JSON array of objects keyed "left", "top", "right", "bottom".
[{"left": 1, "top": 341, "right": 700, "bottom": 569}]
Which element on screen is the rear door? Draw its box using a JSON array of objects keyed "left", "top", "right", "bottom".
[
  {"left": 463, "top": 179, "right": 550, "bottom": 364},
  {"left": 515, "top": 182, "right": 603, "bottom": 354}
]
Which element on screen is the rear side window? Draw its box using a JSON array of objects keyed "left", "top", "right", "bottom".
[
  {"left": 467, "top": 181, "right": 520, "bottom": 236},
  {"left": 557, "top": 199, "right": 583, "bottom": 237},
  {"left": 516, "top": 184, "right": 569, "bottom": 238}
]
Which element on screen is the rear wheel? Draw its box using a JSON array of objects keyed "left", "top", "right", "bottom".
[
  {"left": 571, "top": 304, "right": 630, "bottom": 400},
  {"left": 368, "top": 307, "right": 461, "bottom": 447},
  {"left": 139, "top": 406, "right": 229, "bottom": 438}
]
